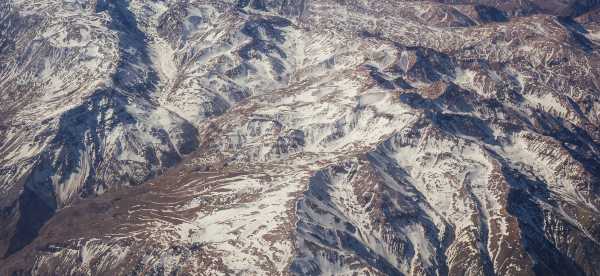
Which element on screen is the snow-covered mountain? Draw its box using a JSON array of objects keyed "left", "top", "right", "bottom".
[{"left": 1, "top": 0, "right": 600, "bottom": 275}]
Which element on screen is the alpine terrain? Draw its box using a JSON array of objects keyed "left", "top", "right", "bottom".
[{"left": 1, "top": 0, "right": 600, "bottom": 275}]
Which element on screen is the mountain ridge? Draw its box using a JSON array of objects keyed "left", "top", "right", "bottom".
[{"left": 1, "top": 0, "right": 600, "bottom": 275}]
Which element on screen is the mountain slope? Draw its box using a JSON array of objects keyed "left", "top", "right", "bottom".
[{"left": 1, "top": 0, "right": 600, "bottom": 275}]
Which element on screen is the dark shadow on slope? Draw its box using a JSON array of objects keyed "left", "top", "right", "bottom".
[
  {"left": 237, "top": 16, "right": 292, "bottom": 82},
  {"left": 239, "top": 16, "right": 290, "bottom": 60},
  {"left": 474, "top": 5, "right": 508, "bottom": 23},
  {"left": 0, "top": 3, "right": 19, "bottom": 59},
  {"left": 96, "top": 0, "right": 159, "bottom": 93},
  {"left": 291, "top": 164, "right": 409, "bottom": 276},
  {"left": 375, "top": 138, "right": 471, "bottom": 272},
  {"left": 4, "top": 187, "right": 55, "bottom": 257},
  {"left": 530, "top": 110, "right": 600, "bottom": 180},
  {"left": 391, "top": 46, "right": 456, "bottom": 84},
  {"left": 237, "top": 0, "right": 306, "bottom": 16},
  {"left": 434, "top": 113, "right": 498, "bottom": 145},
  {"left": 363, "top": 65, "right": 397, "bottom": 90},
  {"left": 3, "top": 0, "right": 167, "bottom": 257},
  {"left": 292, "top": 151, "right": 452, "bottom": 275},
  {"left": 3, "top": 90, "right": 136, "bottom": 257},
  {"left": 557, "top": 16, "right": 595, "bottom": 53},
  {"left": 395, "top": 93, "right": 498, "bottom": 145},
  {"left": 503, "top": 167, "right": 586, "bottom": 276}
]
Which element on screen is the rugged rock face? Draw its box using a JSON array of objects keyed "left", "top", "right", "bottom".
[{"left": 1, "top": 0, "right": 600, "bottom": 275}]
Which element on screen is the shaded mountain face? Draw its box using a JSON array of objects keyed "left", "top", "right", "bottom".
[
  {"left": 425, "top": 0, "right": 600, "bottom": 16},
  {"left": 1, "top": 0, "right": 600, "bottom": 275}
]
